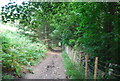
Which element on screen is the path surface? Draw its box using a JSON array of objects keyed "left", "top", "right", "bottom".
[{"left": 23, "top": 47, "right": 67, "bottom": 79}]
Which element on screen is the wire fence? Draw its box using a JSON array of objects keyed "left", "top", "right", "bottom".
[{"left": 64, "top": 46, "right": 120, "bottom": 79}]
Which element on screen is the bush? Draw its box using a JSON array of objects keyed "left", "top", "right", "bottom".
[{"left": 0, "top": 30, "right": 47, "bottom": 77}]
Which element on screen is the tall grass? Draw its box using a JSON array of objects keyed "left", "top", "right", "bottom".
[{"left": 62, "top": 51, "right": 85, "bottom": 80}]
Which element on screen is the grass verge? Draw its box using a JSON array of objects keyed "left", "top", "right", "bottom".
[{"left": 62, "top": 51, "right": 85, "bottom": 80}]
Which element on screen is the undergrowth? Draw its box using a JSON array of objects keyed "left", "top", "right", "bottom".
[
  {"left": 62, "top": 51, "right": 117, "bottom": 80},
  {"left": 0, "top": 29, "right": 47, "bottom": 78},
  {"left": 62, "top": 51, "right": 85, "bottom": 80}
]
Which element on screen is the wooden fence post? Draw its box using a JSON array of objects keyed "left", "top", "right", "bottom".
[
  {"left": 72, "top": 49, "right": 74, "bottom": 63},
  {"left": 73, "top": 51, "right": 76, "bottom": 64},
  {"left": 94, "top": 57, "right": 98, "bottom": 80},
  {"left": 79, "top": 54, "right": 82, "bottom": 64},
  {"left": 85, "top": 55, "right": 88, "bottom": 79}
]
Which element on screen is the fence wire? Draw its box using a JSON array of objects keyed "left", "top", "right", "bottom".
[{"left": 65, "top": 46, "right": 120, "bottom": 79}]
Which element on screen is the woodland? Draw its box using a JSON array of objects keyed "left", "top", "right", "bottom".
[{"left": 0, "top": 1, "right": 119, "bottom": 80}]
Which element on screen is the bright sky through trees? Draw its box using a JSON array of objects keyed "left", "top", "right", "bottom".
[
  {"left": 0, "top": 0, "right": 26, "bottom": 31},
  {"left": 0, "top": 0, "right": 27, "bottom": 7}
]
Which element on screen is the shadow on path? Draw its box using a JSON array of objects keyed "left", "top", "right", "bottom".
[{"left": 52, "top": 48, "right": 62, "bottom": 52}]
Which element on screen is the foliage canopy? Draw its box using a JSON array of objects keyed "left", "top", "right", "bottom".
[{"left": 1, "top": 1, "right": 119, "bottom": 70}]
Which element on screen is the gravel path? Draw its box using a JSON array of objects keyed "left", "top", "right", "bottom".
[{"left": 23, "top": 47, "right": 67, "bottom": 79}]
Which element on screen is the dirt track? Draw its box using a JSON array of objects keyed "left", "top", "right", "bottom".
[{"left": 23, "top": 47, "right": 67, "bottom": 79}]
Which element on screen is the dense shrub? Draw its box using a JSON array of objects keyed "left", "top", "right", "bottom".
[{"left": 0, "top": 30, "right": 47, "bottom": 76}]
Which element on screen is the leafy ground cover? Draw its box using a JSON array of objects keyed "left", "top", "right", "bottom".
[{"left": 0, "top": 29, "right": 47, "bottom": 78}]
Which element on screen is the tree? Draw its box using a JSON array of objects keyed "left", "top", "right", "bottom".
[{"left": 1, "top": 2, "right": 119, "bottom": 65}]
